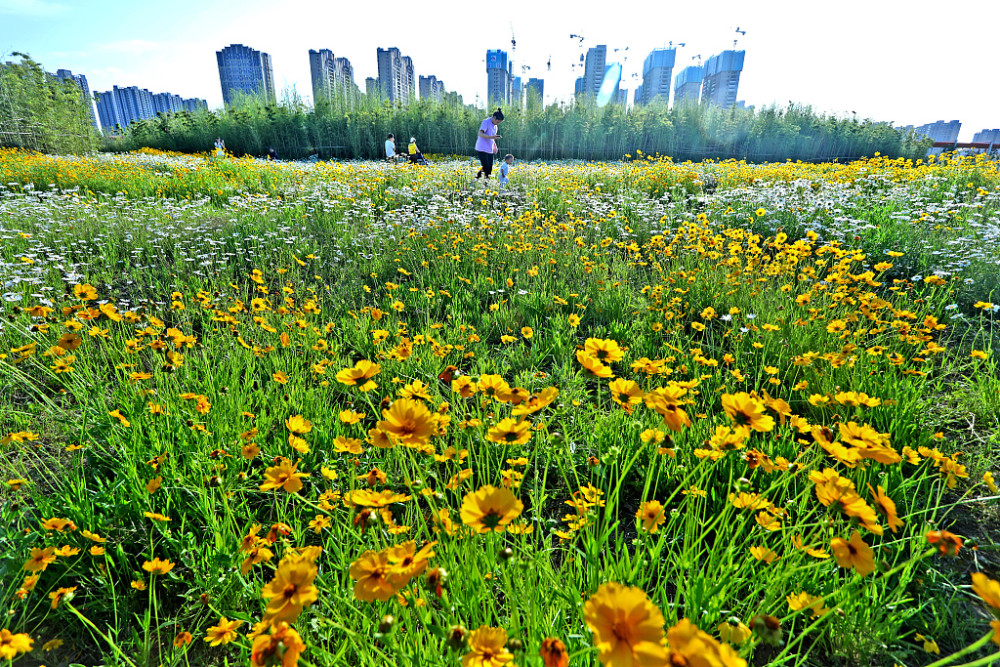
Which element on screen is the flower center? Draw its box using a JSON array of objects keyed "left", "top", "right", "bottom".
[
  {"left": 483, "top": 510, "right": 502, "bottom": 529},
  {"left": 611, "top": 620, "right": 634, "bottom": 645}
]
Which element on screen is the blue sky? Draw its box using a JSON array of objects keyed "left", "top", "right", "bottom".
[{"left": 1, "top": 0, "right": 996, "bottom": 141}]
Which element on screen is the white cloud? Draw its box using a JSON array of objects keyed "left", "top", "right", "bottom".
[{"left": 0, "top": 0, "right": 68, "bottom": 16}]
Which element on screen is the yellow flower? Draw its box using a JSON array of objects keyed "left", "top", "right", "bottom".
[
  {"left": 609, "top": 378, "right": 644, "bottom": 408},
  {"left": 349, "top": 549, "right": 398, "bottom": 602},
  {"left": 635, "top": 500, "right": 666, "bottom": 533},
  {"left": 583, "top": 582, "right": 667, "bottom": 666},
  {"left": 721, "top": 392, "right": 774, "bottom": 432},
  {"left": 142, "top": 557, "right": 175, "bottom": 576},
  {"left": 984, "top": 472, "right": 998, "bottom": 494},
  {"left": 972, "top": 572, "right": 1000, "bottom": 611},
  {"left": 336, "top": 359, "right": 381, "bottom": 391},
  {"left": 250, "top": 622, "right": 306, "bottom": 667},
  {"left": 376, "top": 398, "right": 435, "bottom": 448},
  {"left": 511, "top": 386, "right": 559, "bottom": 416},
  {"left": 23, "top": 546, "right": 57, "bottom": 572},
  {"left": 49, "top": 586, "right": 77, "bottom": 609},
  {"left": 204, "top": 617, "right": 243, "bottom": 646},
  {"left": 460, "top": 485, "right": 524, "bottom": 533},
  {"left": 786, "top": 591, "right": 829, "bottom": 617},
  {"left": 285, "top": 415, "right": 312, "bottom": 435},
  {"left": 43, "top": 638, "right": 63, "bottom": 651},
  {"left": 463, "top": 626, "right": 514, "bottom": 667},
  {"left": 667, "top": 618, "right": 746, "bottom": 666},
  {"left": 521, "top": 326, "right": 533, "bottom": 339},
  {"left": 749, "top": 546, "right": 778, "bottom": 563},
  {"left": 717, "top": 620, "right": 752, "bottom": 645},
  {"left": 577, "top": 349, "right": 613, "bottom": 378},
  {"left": 260, "top": 459, "right": 309, "bottom": 493},
  {"left": 914, "top": 634, "right": 940, "bottom": 655},
  {"left": 73, "top": 283, "right": 97, "bottom": 301},
  {"left": 584, "top": 337, "right": 624, "bottom": 363},
  {"left": 0, "top": 629, "right": 33, "bottom": 660},
  {"left": 486, "top": 418, "right": 532, "bottom": 445},
  {"left": 261, "top": 552, "right": 319, "bottom": 624},
  {"left": 830, "top": 531, "right": 875, "bottom": 576}
]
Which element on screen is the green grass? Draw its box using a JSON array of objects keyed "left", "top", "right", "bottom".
[{"left": 1, "top": 150, "right": 999, "bottom": 667}]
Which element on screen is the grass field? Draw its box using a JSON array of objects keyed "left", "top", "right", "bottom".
[{"left": 2, "top": 147, "right": 1000, "bottom": 667}]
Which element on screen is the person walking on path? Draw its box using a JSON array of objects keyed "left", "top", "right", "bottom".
[{"left": 475, "top": 108, "right": 504, "bottom": 182}]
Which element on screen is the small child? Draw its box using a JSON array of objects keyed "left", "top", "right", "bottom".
[{"left": 498, "top": 154, "right": 514, "bottom": 189}]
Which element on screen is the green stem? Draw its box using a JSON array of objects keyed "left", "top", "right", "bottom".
[
  {"left": 952, "top": 652, "right": 1000, "bottom": 667},
  {"left": 64, "top": 602, "right": 140, "bottom": 667},
  {"left": 924, "top": 631, "right": 996, "bottom": 667}
]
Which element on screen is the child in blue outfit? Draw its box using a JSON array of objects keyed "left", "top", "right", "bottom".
[{"left": 498, "top": 154, "right": 514, "bottom": 189}]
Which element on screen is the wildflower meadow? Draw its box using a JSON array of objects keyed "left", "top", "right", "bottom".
[{"left": 1, "top": 147, "right": 999, "bottom": 667}]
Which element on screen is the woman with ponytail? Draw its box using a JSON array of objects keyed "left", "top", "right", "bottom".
[{"left": 474, "top": 108, "right": 504, "bottom": 182}]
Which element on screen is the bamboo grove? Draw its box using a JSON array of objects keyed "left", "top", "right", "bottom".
[{"left": 114, "top": 91, "right": 932, "bottom": 162}]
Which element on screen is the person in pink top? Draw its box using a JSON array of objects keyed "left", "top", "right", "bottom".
[{"left": 475, "top": 108, "right": 504, "bottom": 181}]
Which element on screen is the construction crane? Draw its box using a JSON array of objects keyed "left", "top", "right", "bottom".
[
  {"left": 547, "top": 55, "right": 552, "bottom": 71},
  {"left": 735, "top": 26, "right": 746, "bottom": 35}
]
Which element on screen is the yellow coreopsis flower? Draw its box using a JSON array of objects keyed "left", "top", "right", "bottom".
[
  {"left": 260, "top": 459, "right": 309, "bottom": 493},
  {"left": 460, "top": 485, "right": 523, "bottom": 533},
  {"left": 583, "top": 582, "right": 667, "bottom": 667}
]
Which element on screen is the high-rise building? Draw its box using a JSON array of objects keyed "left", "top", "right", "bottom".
[
  {"left": 581, "top": 45, "right": 607, "bottom": 97},
  {"left": 52, "top": 69, "right": 100, "bottom": 131},
  {"left": 401, "top": 56, "right": 415, "bottom": 101},
  {"left": 152, "top": 92, "right": 184, "bottom": 114},
  {"left": 183, "top": 98, "right": 208, "bottom": 113},
  {"left": 574, "top": 76, "right": 585, "bottom": 96},
  {"left": 973, "top": 128, "right": 1000, "bottom": 144},
  {"left": 94, "top": 85, "right": 153, "bottom": 131},
  {"left": 673, "top": 65, "right": 703, "bottom": 106},
  {"left": 913, "top": 120, "right": 961, "bottom": 143},
  {"left": 95, "top": 86, "right": 206, "bottom": 134},
  {"left": 365, "top": 77, "right": 379, "bottom": 97},
  {"left": 511, "top": 76, "right": 523, "bottom": 108},
  {"left": 700, "top": 50, "right": 744, "bottom": 108},
  {"left": 418, "top": 75, "right": 445, "bottom": 102},
  {"left": 637, "top": 48, "right": 675, "bottom": 106},
  {"left": 309, "top": 49, "right": 357, "bottom": 106},
  {"left": 217, "top": 43, "right": 276, "bottom": 106},
  {"left": 94, "top": 89, "right": 125, "bottom": 133},
  {"left": 486, "top": 49, "right": 512, "bottom": 106},
  {"left": 526, "top": 78, "right": 544, "bottom": 105},
  {"left": 376, "top": 47, "right": 415, "bottom": 103}
]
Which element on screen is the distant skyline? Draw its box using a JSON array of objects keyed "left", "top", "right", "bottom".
[{"left": 1, "top": 0, "right": 996, "bottom": 142}]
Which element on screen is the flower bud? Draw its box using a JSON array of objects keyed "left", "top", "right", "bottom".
[
  {"left": 378, "top": 615, "right": 395, "bottom": 633},
  {"left": 445, "top": 625, "right": 468, "bottom": 651}
]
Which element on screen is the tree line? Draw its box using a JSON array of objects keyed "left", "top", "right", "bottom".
[
  {"left": 0, "top": 53, "right": 99, "bottom": 154},
  {"left": 114, "top": 91, "right": 933, "bottom": 162}
]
